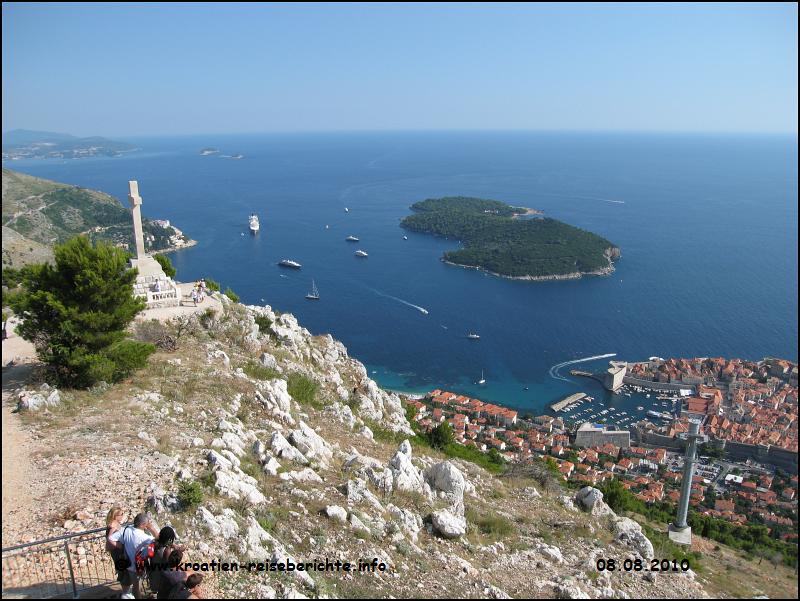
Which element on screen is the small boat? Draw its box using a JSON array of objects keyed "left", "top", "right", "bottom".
[
  {"left": 279, "top": 259, "right": 302, "bottom": 269},
  {"left": 524, "top": 386, "right": 529, "bottom": 391},
  {"left": 354, "top": 250, "right": 368, "bottom": 257},
  {"left": 403, "top": 235, "right": 408, "bottom": 240},
  {"left": 249, "top": 214, "right": 259, "bottom": 233},
  {"left": 344, "top": 207, "right": 349, "bottom": 213},
  {"left": 305, "top": 279, "right": 320, "bottom": 300},
  {"left": 637, "top": 406, "right": 644, "bottom": 411},
  {"left": 418, "top": 307, "right": 429, "bottom": 315},
  {"left": 325, "top": 225, "right": 329, "bottom": 229},
  {"left": 477, "top": 370, "right": 486, "bottom": 385},
  {"left": 346, "top": 235, "right": 359, "bottom": 242},
  {"left": 466, "top": 332, "right": 480, "bottom": 340}
]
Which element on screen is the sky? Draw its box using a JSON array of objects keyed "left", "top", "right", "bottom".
[{"left": 2, "top": 2, "right": 798, "bottom": 136}]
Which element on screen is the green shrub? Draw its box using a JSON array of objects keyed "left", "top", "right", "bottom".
[
  {"left": 242, "top": 360, "right": 280, "bottom": 381},
  {"left": 428, "top": 422, "right": 454, "bottom": 449},
  {"left": 205, "top": 279, "right": 221, "bottom": 292},
  {"left": 103, "top": 339, "right": 156, "bottom": 380},
  {"left": 465, "top": 506, "right": 514, "bottom": 538},
  {"left": 153, "top": 254, "right": 176, "bottom": 278},
  {"left": 254, "top": 314, "right": 273, "bottom": 332},
  {"left": 224, "top": 288, "right": 240, "bottom": 303},
  {"left": 287, "top": 373, "right": 320, "bottom": 408},
  {"left": 9, "top": 236, "right": 148, "bottom": 388},
  {"left": 177, "top": 481, "right": 204, "bottom": 509}
]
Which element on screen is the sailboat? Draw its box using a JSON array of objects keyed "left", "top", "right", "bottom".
[
  {"left": 477, "top": 370, "right": 486, "bottom": 385},
  {"left": 305, "top": 279, "right": 320, "bottom": 300}
]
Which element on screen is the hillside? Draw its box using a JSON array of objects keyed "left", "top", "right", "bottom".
[
  {"left": 401, "top": 197, "right": 620, "bottom": 280},
  {"left": 1, "top": 168, "right": 193, "bottom": 267},
  {"left": 2, "top": 129, "right": 136, "bottom": 159},
  {"left": 6, "top": 294, "right": 795, "bottom": 599}
]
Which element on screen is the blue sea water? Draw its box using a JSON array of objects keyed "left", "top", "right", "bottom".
[{"left": 7, "top": 131, "right": 798, "bottom": 418}]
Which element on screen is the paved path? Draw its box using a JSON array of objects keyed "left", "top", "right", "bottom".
[
  {"left": 134, "top": 282, "right": 223, "bottom": 322},
  {"left": 2, "top": 364, "right": 43, "bottom": 547}
]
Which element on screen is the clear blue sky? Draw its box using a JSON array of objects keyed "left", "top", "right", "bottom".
[{"left": 2, "top": 2, "right": 797, "bottom": 136}]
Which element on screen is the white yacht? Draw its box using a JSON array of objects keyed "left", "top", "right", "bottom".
[
  {"left": 346, "top": 235, "right": 359, "bottom": 242},
  {"left": 466, "top": 332, "right": 480, "bottom": 340},
  {"left": 249, "top": 214, "right": 259, "bottom": 233},
  {"left": 279, "top": 259, "right": 302, "bottom": 269},
  {"left": 305, "top": 279, "right": 320, "bottom": 300},
  {"left": 344, "top": 207, "right": 349, "bottom": 213},
  {"left": 477, "top": 370, "right": 486, "bottom": 385},
  {"left": 354, "top": 250, "right": 368, "bottom": 257},
  {"left": 403, "top": 235, "right": 408, "bottom": 240}
]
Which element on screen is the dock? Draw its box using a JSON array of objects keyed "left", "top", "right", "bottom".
[
  {"left": 551, "top": 392, "right": 587, "bottom": 412},
  {"left": 570, "top": 369, "right": 604, "bottom": 382}
]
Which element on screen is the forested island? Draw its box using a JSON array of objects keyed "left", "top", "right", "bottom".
[{"left": 401, "top": 196, "right": 620, "bottom": 280}]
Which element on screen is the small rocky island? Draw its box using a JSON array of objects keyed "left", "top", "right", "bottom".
[{"left": 401, "top": 196, "right": 620, "bottom": 280}]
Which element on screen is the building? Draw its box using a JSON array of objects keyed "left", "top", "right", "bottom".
[
  {"left": 574, "top": 422, "right": 631, "bottom": 448},
  {"left": 604, "top": 361, "right": 627, "bottom": 392}
]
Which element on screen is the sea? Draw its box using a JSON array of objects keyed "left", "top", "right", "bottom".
[{"left": 7, "top": 131, "right": 798, "bottom": 423}]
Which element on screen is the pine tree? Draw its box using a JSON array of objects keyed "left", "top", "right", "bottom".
[{"left": 10, "top": 236, "right": 154, "bottom": 387}]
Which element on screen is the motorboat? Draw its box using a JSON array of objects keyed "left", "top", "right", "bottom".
[
  {"left": 354, "top": 250, "right": 368, "bottom": 257},
  {"left": 279, "top": 259, "right": 302, "bottom": 269},
  {"left": 249, "top": 214, "right": 259, "bottom": 233}
]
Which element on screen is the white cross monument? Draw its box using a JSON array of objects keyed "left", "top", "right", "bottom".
[{"left": 128, "top": 180, "right": 181, "bottom": 308}]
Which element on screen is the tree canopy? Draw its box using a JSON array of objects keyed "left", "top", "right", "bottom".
[
  {"left": 10, "top": 236, "right": 154, "bottom": 387},
  {"left": 401, "top": 196, "right": 619, "bottom": 278}
]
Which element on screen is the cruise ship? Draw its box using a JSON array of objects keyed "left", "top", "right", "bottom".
[
  {"left": 278, "top": 259, "right": 302, "bottom": 269},
  {"left": 249, "top": 214, "right": 259, "bottom": 233}
]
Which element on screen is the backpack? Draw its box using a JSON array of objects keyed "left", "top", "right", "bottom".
[
  {"left": 135, "top": 541, "right": 156, "bottom": 576},
  {"left": 109, "top": 525, "right": 131, "bottom": 572}
]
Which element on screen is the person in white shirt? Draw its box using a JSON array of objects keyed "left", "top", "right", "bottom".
[{"left": 108, "top": 512, "right": 158, "bottom": 599}]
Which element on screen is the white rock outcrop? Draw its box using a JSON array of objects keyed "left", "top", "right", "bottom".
[{"left": 431, "top": 509, "right": 466, "bottom": 539}]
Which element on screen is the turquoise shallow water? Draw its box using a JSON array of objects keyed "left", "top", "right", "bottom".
[{"left": 8, "top": 131, "right": 798, "bottom": 417}]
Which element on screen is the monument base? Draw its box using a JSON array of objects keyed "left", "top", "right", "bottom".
[
  {"left": 130, "top": 257, "right": 180, "bottom": 308},
  {"left": 668, "top": 523, "right": 692, "bottom": 545}
]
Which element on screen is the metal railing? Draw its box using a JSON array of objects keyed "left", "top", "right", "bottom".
[{"left": 2, "top": 528, "right": 117, "bottom": 599}]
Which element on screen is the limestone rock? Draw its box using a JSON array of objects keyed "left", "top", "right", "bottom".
[
  {"left": 431, "top": 509, "right": 466, "bottom": 539},
  {"left": 613, "top": 517, "right": 654, "bottom": 559}
]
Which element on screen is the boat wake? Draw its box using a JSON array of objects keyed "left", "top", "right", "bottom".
[
  {"left": 549, "top": 353, "right": 617, "bottom": 382},
  {"left": 368, "top": 287, "right": 429, "bottom": 315}
]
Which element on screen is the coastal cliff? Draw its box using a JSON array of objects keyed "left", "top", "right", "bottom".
[
  {"left": 3, "top": 293, "right": 715, "bottom": 599},
  {"left": 1, "top": 168, "right": 195, "bottom": 267}
]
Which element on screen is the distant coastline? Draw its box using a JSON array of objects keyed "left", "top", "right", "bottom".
[{"left": 441, "top": 252, "right": 617, "bottom": 281}]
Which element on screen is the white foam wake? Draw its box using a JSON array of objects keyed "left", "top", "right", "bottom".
[
  {"left": 549, "top": 353, "right": 617, "bottom": 382},
  {"left": 368, "top": 287, "right": 429, "bottom": 315}
]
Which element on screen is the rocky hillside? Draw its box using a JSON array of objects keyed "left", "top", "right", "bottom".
[
  {"left": 2, "top": 169, "right": 191, "bottom": 267},
  {"left": 7, "top": 296, "right": 713, "bottom": 599}
]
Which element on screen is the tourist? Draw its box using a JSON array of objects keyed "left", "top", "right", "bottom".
[
  {"left": 155, "top": 548, "right": 189, "bottom": 599},
  {"left": 190, "top": 287, "right": 198, "bottom": 306},
  {"left": 170, "top": 572, "right": 203, "bottom": 599},
  {"left": 149, "top": 526, "right": 186, "bottom": 596},
  {"left": 105, "top": 508, "right": 132, "bottom": 593},
  {"left": 109, "top": 512, "right": 158, "bottom": 599}
]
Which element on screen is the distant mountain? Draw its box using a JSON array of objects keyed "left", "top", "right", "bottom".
[
  {"left": 2, "top": 129, "right": 137, "bottom": 160},
  {"left": 2, "top": 169, "right": 191, "bottom": 267}
]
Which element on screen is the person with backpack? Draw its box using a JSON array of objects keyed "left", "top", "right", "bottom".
[
  {"left": 149, "top": 526, "right": 188, "bottom": 598},
  {"left": 108, "top": 512, "right": 158, "bottom": 599}
]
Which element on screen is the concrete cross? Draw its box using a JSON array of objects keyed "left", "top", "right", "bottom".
[{"left": 128, "top": 180, "right": 146, "bottom": 259}]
